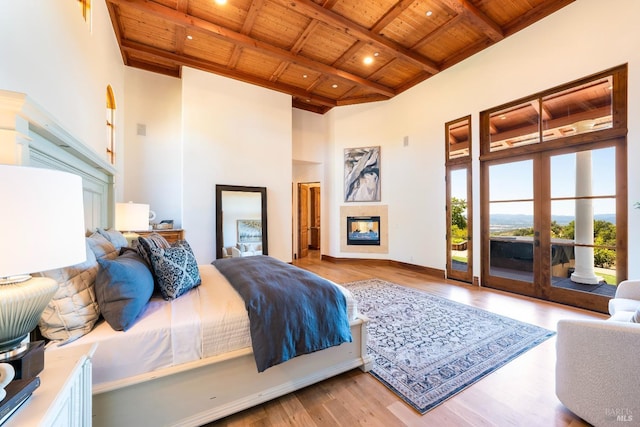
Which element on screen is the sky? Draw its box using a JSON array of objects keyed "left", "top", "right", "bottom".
[{"left": 451, "top": 146, "right": 617, "bottom": 217}]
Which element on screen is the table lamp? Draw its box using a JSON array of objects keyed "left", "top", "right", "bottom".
[
  {"left": 0, "top": 165, "right": 86, "bottom": 383},
  {"left": 115, "top": 202, "right": 150, "bottom": 245}
]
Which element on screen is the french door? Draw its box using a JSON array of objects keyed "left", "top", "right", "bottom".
[{"left": 481, "top": 140, "right": 626, "bottom": 313}]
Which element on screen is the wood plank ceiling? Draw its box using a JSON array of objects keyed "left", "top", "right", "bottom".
[{"left": 106, "top": 0, "right": 574, "bottom": 114}]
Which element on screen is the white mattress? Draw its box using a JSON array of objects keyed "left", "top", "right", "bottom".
[{"left": 46, "top": 264, "right": 357, "bottom": 387}]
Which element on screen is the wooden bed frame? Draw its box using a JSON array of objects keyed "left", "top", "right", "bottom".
[{"left": 92, "top": 316, "right": 371, "bottom": 427}]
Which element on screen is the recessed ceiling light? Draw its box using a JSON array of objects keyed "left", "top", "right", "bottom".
[
  {"left": 363, "top": 56, "right": 374, "bottom": 65},
  {"left": 215, "top": 0, "right": 227, "bottom": 4},
  {"left": 374, "top": 52, "right": 379, "bottom": 57},
  {"left": 303, "top": 74, "right": 308, "bottom": 78},
  {"left": 186, "top": 35, "right": 193, "bottom": 40},
  {"left": 426, "top": 10, "right": 433, "bottom": 17},
  {"left": 332, "top": 84, "right": 338, "bottom": 88}
]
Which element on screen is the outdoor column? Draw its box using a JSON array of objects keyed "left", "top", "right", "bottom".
[{"left": 571, "top": 150, "right": 602, "bottom": 284}]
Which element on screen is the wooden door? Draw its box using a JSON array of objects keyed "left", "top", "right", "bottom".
[
  {"left": 298, "top": 184, "right": 309, "bottom": 258},
  {"left": 310, "top": 186, "right": 320, "bottom": 249}
]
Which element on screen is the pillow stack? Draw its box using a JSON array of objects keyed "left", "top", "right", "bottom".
[
  {"left": 135, "top": 234, "right": 201, "bottom": 300},
  {"left": 37, "top": 229, "right": 201, "bottom": 342}
]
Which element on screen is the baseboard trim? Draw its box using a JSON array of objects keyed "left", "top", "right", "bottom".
[{"left": 321, "top": 255, "right": 445, "bottom": 279}]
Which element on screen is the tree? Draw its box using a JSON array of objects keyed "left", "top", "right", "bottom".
[{"left": 451, "top": 197, "right": 467, "bottom": 230}]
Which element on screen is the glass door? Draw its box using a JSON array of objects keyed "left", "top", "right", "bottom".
[
  {"left": 482, "top": 144, "right": 623, "bottom": 312},
  {"left": 447, "top": 166, "right": 472, "bottom": 282},
  {"left": 446, "top": 116, "right": 472, "bottom": 283},
  {"left": 547, "top": 145, "right": 621, "bottom": 311},
  {"left": 483, "top": 156, "right": 541, "bottom": 297}
]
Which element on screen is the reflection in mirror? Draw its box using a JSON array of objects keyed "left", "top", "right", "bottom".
[
  {"left": 215, "top": 185, "right": 268, "bottom": 259},
  {"left": 450, "top": 168, "right": 469, "bottom": 273}
]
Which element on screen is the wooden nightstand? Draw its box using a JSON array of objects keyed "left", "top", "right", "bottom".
[
  {"left": 135, "top": 229, "right": 184, "bottom": 244},
  {"left": 5, "top": 343, "right": 96, "bottom": 427}
]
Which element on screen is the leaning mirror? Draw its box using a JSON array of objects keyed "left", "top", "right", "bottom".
[{"left": 215, "top": 185, "right": 268, "bottom": 259}]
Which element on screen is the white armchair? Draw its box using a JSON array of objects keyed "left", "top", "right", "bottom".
[{"left": 556, "top": 280, "right": 640, "bottom": 426}]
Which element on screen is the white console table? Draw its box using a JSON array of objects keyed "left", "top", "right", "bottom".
[{"left": 4, "top": 342, "right": 96, "bottom": 427}]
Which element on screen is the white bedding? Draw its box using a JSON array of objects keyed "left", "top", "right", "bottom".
[{"left": 46, "top": 264, "right": 357, "bottom": 387}]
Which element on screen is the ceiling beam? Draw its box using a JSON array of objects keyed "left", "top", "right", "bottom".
[
  {"left": 440, "top": 0, "right": 504, "bottom": 42},
  {"left": 271, "top": 0, "right": 440, "bottom": 74},
  {"left": 107, "top": 0, "right": 395, "bottom": 98},
  {"left": 121, "top": 40, "right": 338, "bottom": 108},
  {"left": 371, "top": 0, "right": 415, "bottom": 33}
]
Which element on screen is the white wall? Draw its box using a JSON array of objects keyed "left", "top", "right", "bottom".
[
  {"left": 180, "top": 68, "right": 292, "bottom": 263},
  {"left": 123, "top": 68, "right": 182, "bottom": 225},
  {"left": 0, "top": 0, "right": 125, "bottom": 194},
  {"left": 311, "top": 0, "right": 640, "bottom": 278}
]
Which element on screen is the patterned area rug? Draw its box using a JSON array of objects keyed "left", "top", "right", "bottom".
[{"left": 344, "top": 279, "right": 555, "bottom": 414}]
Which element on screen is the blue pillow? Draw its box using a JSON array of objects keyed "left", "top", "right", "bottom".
[
  {"left": 149, "top": 240, "right": 201, "bottom": 300},
  {"left": 96, "top": 250, "right": 154, "bottom": 331}
]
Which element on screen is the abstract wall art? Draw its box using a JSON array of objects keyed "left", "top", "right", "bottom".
[{"left": 344, "top": 146, "right": 381, "bottom": 202}]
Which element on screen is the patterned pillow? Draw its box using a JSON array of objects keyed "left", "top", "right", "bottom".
[
  {"left": 632, "top": 307, "right": 640, "bottom": 323},
  {"left": 148, "top": 240, "right": 201, "bottom": 300},
  {"left": 135, "top": 232, "right": 171, "bottom": 268}
]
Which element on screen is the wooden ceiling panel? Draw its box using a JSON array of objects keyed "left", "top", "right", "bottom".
[
  {"left": 182, "top": 31, "right": 236, "bottom": 66},
  {"left": 106, "top": 0, "right": 575, "bottom": 113},
  {"left": 479, "top": 0, "right": 548, "bottom": 27},
  {"left": 380, "top": 1, "right": 454, "bottom": 48},
  {"left": 119, "top": 7, "right": 177, "bottom": 51},
  {"left": 234, "top": 50, "right": 283, "bottom": 81},
  {"left": 313, "top": 78, "right": 358, "bottom": 99},
  {"left": 298, "top": 23, "right": 359, "bottom": 65},
  {"left": 371, "top": 59, "right": 423, "bottom": 89},
  {"left": 416, "top": 19, "right": 485, "bottom": 63},
  {"left": 276, "top": 64, "right": 323, "bottom": 89},
  {"left": 330, "top": 0, "right": 397, "bottom": 29},
  {"left": 188, "top": 0, "right": 251, "bottom": 32},
  {"left": 249, "top": 1, "right": 311, "bottom": 49}
]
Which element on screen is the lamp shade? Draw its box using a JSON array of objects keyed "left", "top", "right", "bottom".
[
  {"left": 0, "top": 165, "right": 86, "bottom": 353},
  {"left": 115, "top": 202, "right": 149, "bottom": 232},
  {"left": 0, "top": 165, "right": 86, "bottom": 278}
]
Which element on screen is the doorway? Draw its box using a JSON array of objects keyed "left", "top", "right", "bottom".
[
  {"left": 297, "top": 182, "right": 320, "bottom": 259},
  {"left": 479, "top": 65, "right": 627, "bottom": 313},
  {"left": 481, "top": 141, "right": 625, "bottom": 313}
]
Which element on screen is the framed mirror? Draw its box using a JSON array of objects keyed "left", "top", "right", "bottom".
[{"left": 215, "top": 185, "right": 268, "bottom": 259}]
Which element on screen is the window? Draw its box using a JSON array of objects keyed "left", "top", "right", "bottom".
[{"left": 106, "top": 85, "right": 116, "bottom": 165}]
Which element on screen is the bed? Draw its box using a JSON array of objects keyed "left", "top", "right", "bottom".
[
  {"left": 13, "top": 90, "right": 371, "bottom": 426},
  {"left": 44, "top": 249, "right": 371, "bottom": 427}
]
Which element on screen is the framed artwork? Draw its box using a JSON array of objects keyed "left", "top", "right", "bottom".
[
  {"left": 237, "top": 219, "right": 262, "bottom": 243},
  {"left": 344, "top": 146, "right": 381, "bottom": 202}
]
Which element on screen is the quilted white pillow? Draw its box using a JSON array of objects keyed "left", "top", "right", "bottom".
[
  {"left": 38, "top": 233, "right": 117, "bottom": 343},
  {"left": 37, "top": 241, "right": 100, "bottom": 343}
]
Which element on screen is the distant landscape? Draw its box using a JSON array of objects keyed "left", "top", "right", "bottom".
[{"left": 490, "top": 213, "right": 616, "bottom": 232}]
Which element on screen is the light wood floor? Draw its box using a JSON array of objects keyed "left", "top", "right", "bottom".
[{"left": 207, "top": 252, "right": 603, "bottom": 427}]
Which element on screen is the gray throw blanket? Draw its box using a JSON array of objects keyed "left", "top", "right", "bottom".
[{"left": 211, "top": 256, "right": 352, "bottom": 372}]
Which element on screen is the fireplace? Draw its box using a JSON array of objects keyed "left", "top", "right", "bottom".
[{"left": 346, "top": 216, "right": 381, "bottom": 246}]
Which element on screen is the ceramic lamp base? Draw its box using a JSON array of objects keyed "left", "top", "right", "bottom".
[{"left": 1, "top": 341, "right": 45, "bottom": 380}]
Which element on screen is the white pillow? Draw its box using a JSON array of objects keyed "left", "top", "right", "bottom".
[
  {"left": 632, "top": 307, "right": 640, "bottom": 323},
  {"left": 37, "top": 241, "right": 100, "bottom": 343}
]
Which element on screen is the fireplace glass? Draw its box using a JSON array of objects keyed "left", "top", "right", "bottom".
[{"left": 347, "top": 216, "right": 380, "bottom": 245}]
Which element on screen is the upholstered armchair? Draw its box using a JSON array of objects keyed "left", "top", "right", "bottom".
[{"left": 556, "top": 280, "right": 640, "bottom": 426}]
